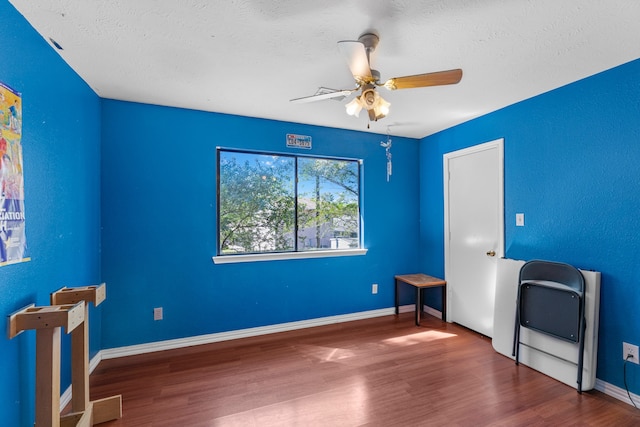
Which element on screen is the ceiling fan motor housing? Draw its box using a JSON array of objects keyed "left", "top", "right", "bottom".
[
  {"left": 361, "top": 85, "right": 377, "bottom": 107},
  {"left": 370, "top": 69, "right": 381, "bottom": 84},
  {"left": 358, "top": 33, "right": 380, "bottom": 53}
]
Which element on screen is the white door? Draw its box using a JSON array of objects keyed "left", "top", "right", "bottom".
[{"left": 444, "top": 139, "right": 504, "bottom": 337}]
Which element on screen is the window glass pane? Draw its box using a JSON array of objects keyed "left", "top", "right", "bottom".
[
  {"left": 219, "top": 151, "right": 295, "bottom": 254},
  {"left": 297, "top": 158, "right": 360, "bottom": 251},
  {"left": 218, "top": 149, "right": 361, "bottom": 256}
]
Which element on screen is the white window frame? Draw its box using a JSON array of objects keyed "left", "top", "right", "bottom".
[{"left": 214, "top": 148, "right": 366, "bottom": 264}]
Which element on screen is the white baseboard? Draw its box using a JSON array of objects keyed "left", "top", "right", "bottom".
[
  {"left": 395, "top": 303, "right": 442, "bottom": 319},
  {"left": 423, "top": 305, "right": 443, "bottom": 319},
  {"left": 60, "top": 386, "right": 72, "bottom": 411},
  {"left": 63, "top": 306, "right": 636, "bottom": 412},
  {"left": 89, "top": 350, "right": 103, "bottom": 373},
  {"left": 101, "top": 307, "right": 399, "bottom": 359},
  {"left": 595, "top": 378, "right": 640, "bottom": 407}
]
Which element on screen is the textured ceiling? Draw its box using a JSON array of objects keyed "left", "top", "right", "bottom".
[{"left": 8, "top": 0, "right": 640, "bottom": 138}]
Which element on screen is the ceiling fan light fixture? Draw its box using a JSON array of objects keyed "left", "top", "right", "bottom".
[
  {"left": 362, "top": 88, "right": 376, "bottom": 108},
  {"left": 346, "top": 85, "right": 390, "bottom": 121},
  {"left": 374, "top": 96, "right": 390, "bottom": 119},
  {"left": 366, "top": 89, "right": 390, "bottom": 120},
  {"left": 345, "top": 96, "right": 363, "bottom": 117}
]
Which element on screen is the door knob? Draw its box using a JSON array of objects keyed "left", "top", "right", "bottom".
[{"left": 486, "top": 250, "right": 496, "bottom": 257}]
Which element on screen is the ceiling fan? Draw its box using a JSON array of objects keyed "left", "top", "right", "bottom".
[{"left": 290, "top": 33, "right": 463, "bottom": 122}]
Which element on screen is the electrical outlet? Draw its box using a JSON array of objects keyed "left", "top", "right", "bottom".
[
  {"left": 623, "top": 342, "right": 639, "bottom": 364},
  {"left": 372, "top": 284, "right": 378, "bottom": 294},
  {"left": 153, "top": 307, "right": 163, "bottom": 321}
]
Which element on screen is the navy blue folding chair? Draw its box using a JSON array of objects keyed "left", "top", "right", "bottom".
[{"left": 512, "top": 260, "right": 586, "bottom": 392}]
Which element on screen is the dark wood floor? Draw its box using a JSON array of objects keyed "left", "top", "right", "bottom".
[{"left": 90, "top": 313, "right": 640, "bottom": 426}]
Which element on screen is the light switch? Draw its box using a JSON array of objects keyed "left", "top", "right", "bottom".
[{"left": 516, "top": 213, "right": 525, "bottom": 227}]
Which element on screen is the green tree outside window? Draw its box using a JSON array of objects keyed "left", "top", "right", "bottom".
[{"left": 218, "top": 149, "right": 360, "bottom": 255}]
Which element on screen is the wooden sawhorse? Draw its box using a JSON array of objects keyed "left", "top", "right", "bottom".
[
  {"left": 8, "top": 302, "right": 85, "bottom": 427},
  {"left": 7, "top": 283, "right": 121, "bottom": 427},
  {"left": 51, "top": 284, "right": 122, "bottom": 426}
]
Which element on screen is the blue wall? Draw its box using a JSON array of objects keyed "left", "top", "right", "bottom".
[
  {"left": 100, "top": 100, "right": 420, "bottom": 348},
  {"left": 420, "top": 58, "right": 640, "bottom": 395},
  {"left": 0, "top": 1, "right": 102, "bottom": 425},
  {"left": 5, "top": 0, "right": 640, "bottom": 421}
]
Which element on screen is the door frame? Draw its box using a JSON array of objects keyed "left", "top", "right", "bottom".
[{"left": 443, "top": 138, "right": 505, "bottom": 323}]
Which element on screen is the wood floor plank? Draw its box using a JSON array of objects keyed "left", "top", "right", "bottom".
[{"left": 89, "top": 314, "right": 640, "bottom": 426}]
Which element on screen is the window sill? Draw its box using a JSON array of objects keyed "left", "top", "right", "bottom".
[{"left": 212, "top": 248, "right": 368, "bottom": 264}]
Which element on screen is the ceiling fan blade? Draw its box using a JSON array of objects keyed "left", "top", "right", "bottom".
[
  {"left": 290, "top": 89, "right": 355, "bottom": 104},
  {"left": 383, "top": 69, "right": 463, "bottom": 90},
  {"left": 337, "top": 40, "right": 372, "bottom": 82}
]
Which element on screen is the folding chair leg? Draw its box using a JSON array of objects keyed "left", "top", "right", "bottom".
[{"left": 576, "top": 318, "right": 586, "bottom": 393}]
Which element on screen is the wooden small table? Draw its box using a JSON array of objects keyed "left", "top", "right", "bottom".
[{"left": 395, "top": 274, "right": 447, "bottom": 326}]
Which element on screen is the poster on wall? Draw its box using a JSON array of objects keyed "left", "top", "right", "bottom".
[{"left": 0, "top": 82, "right": 29, "bottom": 266}]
